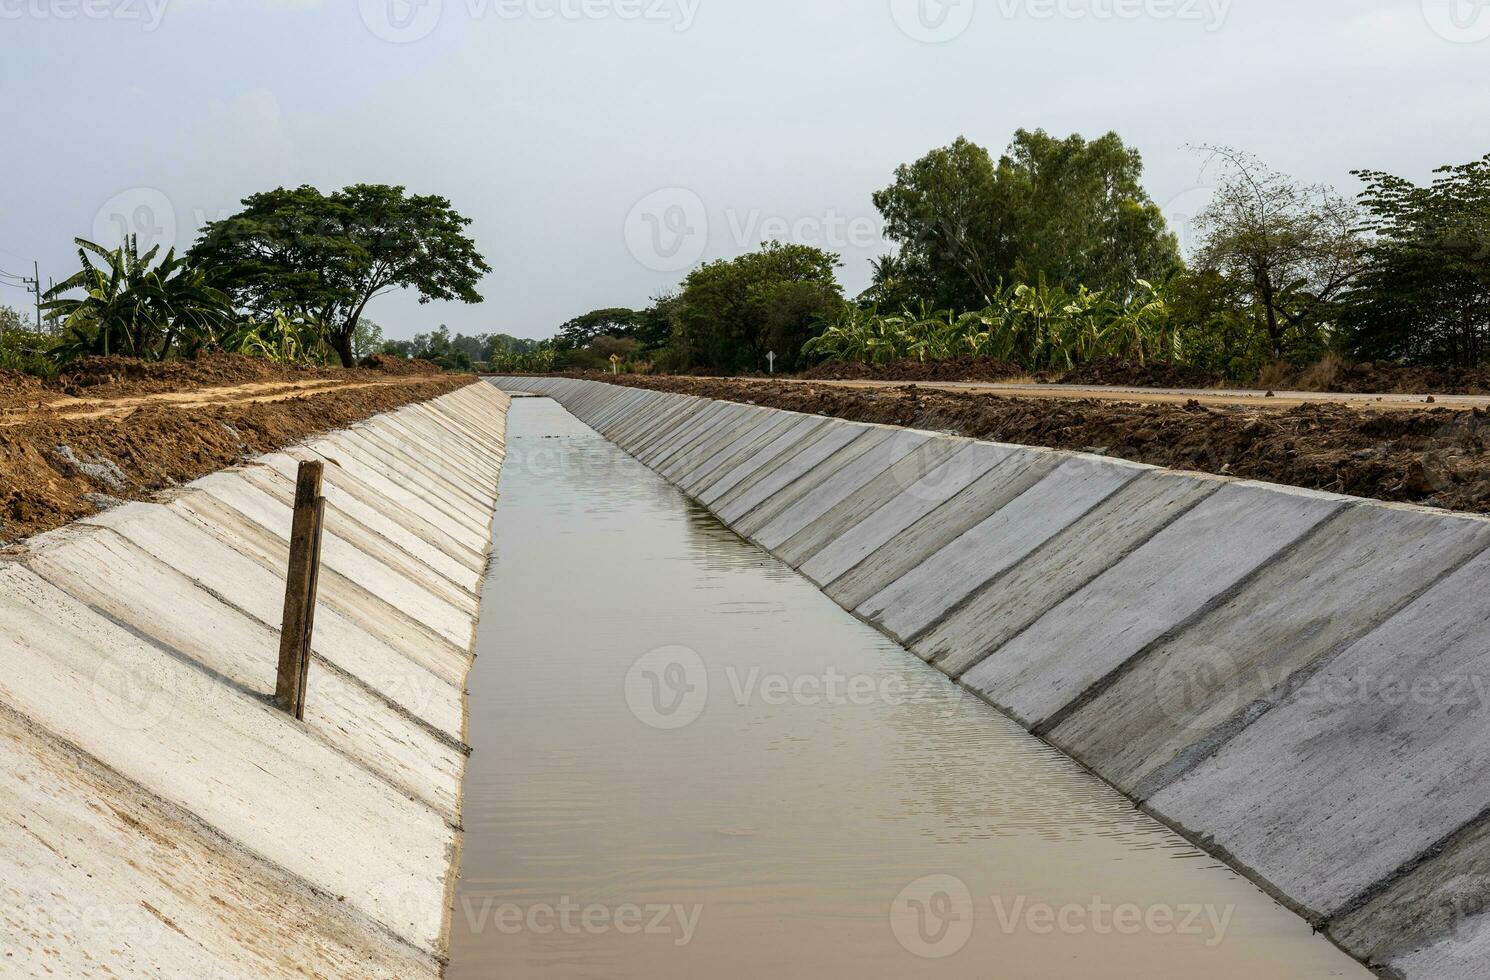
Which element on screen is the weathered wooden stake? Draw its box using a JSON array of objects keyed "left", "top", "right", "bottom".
[{"left": 276, "top": 460, "right": 325, "bottom": 720}]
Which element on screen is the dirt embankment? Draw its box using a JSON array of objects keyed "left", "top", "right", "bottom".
[
  {"left": 798, "top": 356, "right": 1490, "bottom": 394},
  {"left": 599, "top": 375, "right": 1490, "bottom": 515},
  {"left": 1, "top": 354, "right": 469, "bottom": 542}
]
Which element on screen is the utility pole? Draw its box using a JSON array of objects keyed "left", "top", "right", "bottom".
[{"left": 32, "top": 262, "right": 41, "bottom": 330}]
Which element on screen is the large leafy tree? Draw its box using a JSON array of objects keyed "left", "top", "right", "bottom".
[
  {"left": 675, "top": 242, "right": 843, "bottom": 372},
  {"left": 1191, "top": 147, "right": 1362, "bottom": 361},
  {"left": 556, "top": 308, "right": 642, "bottom": 352},
  {"left": 190, "top": 184, "right": 490, "bottom": 367},
  {"left": 872, "top": 130, "right": 1180, "bottom": 311},
  {"left": 1345, "top": 154, "right": 1490, "bottom": 367}
]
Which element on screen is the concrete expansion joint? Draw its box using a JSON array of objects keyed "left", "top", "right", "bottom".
[
  {"left": 1034, "top": 498, "right": 1356, "bottom": 739},
  {"left": 902, "top": 465, "right": 1159, "bottom": 652}
]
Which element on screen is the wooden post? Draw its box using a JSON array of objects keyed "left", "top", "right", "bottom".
[{"left": 276, "top": 460, "right": 325, "bottom": 720}]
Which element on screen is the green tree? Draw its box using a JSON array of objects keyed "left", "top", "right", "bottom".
[
  {"left": 1191, "top": 147, "right": 1362, "bottom": 361},
  {"left": 1345, "top": 154, "right": 1490, "bottom": 367},
  {"left": 675, "top": 242, "right": 843, "bottom": 372},
  {"left": 353, "top": 317, "right": 385, "bottom": 361},
  {"left": 872, "top": 137, "right": 1011, "bottom": 310},
  {"left": 556, "top": 308, "right": 641, "bottom": 352},
  {"left": 190, "top": 184, "right": 490, "bottom": 367},
  {"left": 873, "top": 131, "right": 1180, "bottom": 310}
]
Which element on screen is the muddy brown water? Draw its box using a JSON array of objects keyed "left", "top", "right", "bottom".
[{"left": 448, "top": 397, "right": 1372, "bottom": 979}]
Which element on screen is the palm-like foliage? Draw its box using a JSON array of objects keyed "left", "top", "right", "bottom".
[
  {"left": 42, "top": 237, "right": 237, "bottom": 362},
  {"left": 805, "top": 280, "right": 1178, "bottom": 371}
]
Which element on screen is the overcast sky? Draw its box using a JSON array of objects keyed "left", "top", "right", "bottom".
[{"left": 2, "top": 0, "right": 1487, "bottom": 341}]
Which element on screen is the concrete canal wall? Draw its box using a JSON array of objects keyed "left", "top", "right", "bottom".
[
  {"left": 0, "top": 383, "right": 510, "bottom": 978},
  {"left": 494, "top": 376, "right": 1490, "bottom": 980}
]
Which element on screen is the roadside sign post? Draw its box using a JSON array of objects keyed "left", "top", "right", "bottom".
[
  {"left": 610, "top": 354, "right": 621, "bottom": 375},
  {"left": 767, "top": 351, "right": 776, "bottom": 375}
]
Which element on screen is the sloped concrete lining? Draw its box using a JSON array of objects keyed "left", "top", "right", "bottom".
[
  {"left": 917, "top": 469, "right": 1225, "bottom": 678},
  {"left": 774, "top": 435, "right": 966, "bottom": 568},
  {"left": 491, "top": 376, "right": 1490, "bottom": 977},
  {"left": 826, "top": 449, "right": 1064, "bottom": 611},
  {"left": 0, "top": 383, "right": 511, "bottom": 979},
  {"left": 699, "top": 415, "right": 833, "bottom": 508},
  {"left": 734, "top": 427, "right": 899, "bottom": 539},
  {"left": 714, "top": 422, "right": 868, "bottom": 525},
  {"left": 1147, "top": 544, "right": 1490, "bottom": 918},
  {"left": 959, "top": 481, "right": 1349, "bottom": 730},
  {"left": 752, "top": 428, "right": 933, "bottom": 551},
  {"left": 796, "top": 440, "right": 1012, "bottom": 586},
  {"left": 857, "top": 454, "right": 1148, "bottom": 644},
  {"left": 1046, "top": 501, "right": 1490, "bottom": 800}
]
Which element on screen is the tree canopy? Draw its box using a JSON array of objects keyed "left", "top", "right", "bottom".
[
  {"left": 1190, "top": 147, "right": 1362, "bottom": 360},
  {"left": 189, "top": 184, "right": 490, "bottom": 366},
  {"left": 872, "top": 131, "right": 1181, "bottom": 310},
  {"left": 674, "top": 242, "right": 843, "bottom": 373},
  {"left": 1346, "top": 154, "right": 1490, "bottom": 367}
]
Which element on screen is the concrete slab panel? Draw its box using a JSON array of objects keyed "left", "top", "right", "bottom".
[
  {"left": 961, "top": 482, "right": 1346, "bottom": 728},
  {"left": 797, "top": 442, "right": 1012, "bottom": 587},
  {"left": 753, "top": 428, "right": 934, "bottom": 551},
  {"left": 25, "top": 527, "right": 465, "bottom": 818},
  {"left": 734, "top": 428, "right": 898, "bottom": 538},
  {"left": 78, "top": 506, "right": 466, "bottom": 739},
  {"left": 1048, "top": 504, "right": 1490, "bottom": 799},
  {"left": 859, "top": 455, "right": 1149, "bottom": 643},
  {"left": 823, "top": 449, "right": 1063, "bottom": 610},
  {"left": 1330, "top": 812, "right": 1490, "bottom": 978},
  {"left": 0, "top": 703, "right": 439, "bottom": 980},
  {"left": 714, "top": 424, "right": 870, "bottom": 525},
  {"left": 698, "top": 416, "right": 831, "bottom": 507},
  {"left": 919, "top": 471, "right": 1223, "bottom": 678},
  {"left": 774, "top": 435, "right": 967, "bottom": 569},
  {"left": 0, "top": 564, "right": 456, "bottom": 956},
  {"left": 1147, "top": 545, "right": 1490, "bottom": 917}
]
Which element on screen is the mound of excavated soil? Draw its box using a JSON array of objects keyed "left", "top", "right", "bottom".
[
  {"left": 802, "top": 358, "right": 1027, "bottom": 383},
  {"left": 1055, "top": 358, "right": 1222, "bottom": 390},
  {"left": 791, "top": 357, "right": 1490, "bottom": 394},
  {"left": 0, "top": 356, "right": 474, "bottom": 542},
  {"left": 601, "top": 376, "right": 1490, "bottom": 515},
  {"left": 361, "top": 354, "right": 443, "bottom": 376}
]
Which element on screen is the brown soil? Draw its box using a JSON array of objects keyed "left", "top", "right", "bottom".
[
  {"left": 1054, "top": 358, "right": 1225, "bottom": 389},
  {"left": 0, "top": 354, "right": 472, "bottom": 542},
  {"left": 1305, "top": 361, "right": 1490, "bottom": 395},
  {"left": 802, "top": 357, "right": 1026, "bottom": 383},
  {"left": 601, "top": 375, "right": 1490, "bottom": 515},
  {"left": 795, "top": 356, "right": 1490, "bottom": 394}
]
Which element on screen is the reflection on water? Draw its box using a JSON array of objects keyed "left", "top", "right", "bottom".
[{"left": 448, "top": 397, "right": 1368, "bottom": 980}]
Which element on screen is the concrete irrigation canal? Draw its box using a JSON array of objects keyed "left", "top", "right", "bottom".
[{"left": 0, "top": 375, "right": 1485, "bottom": 977}]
